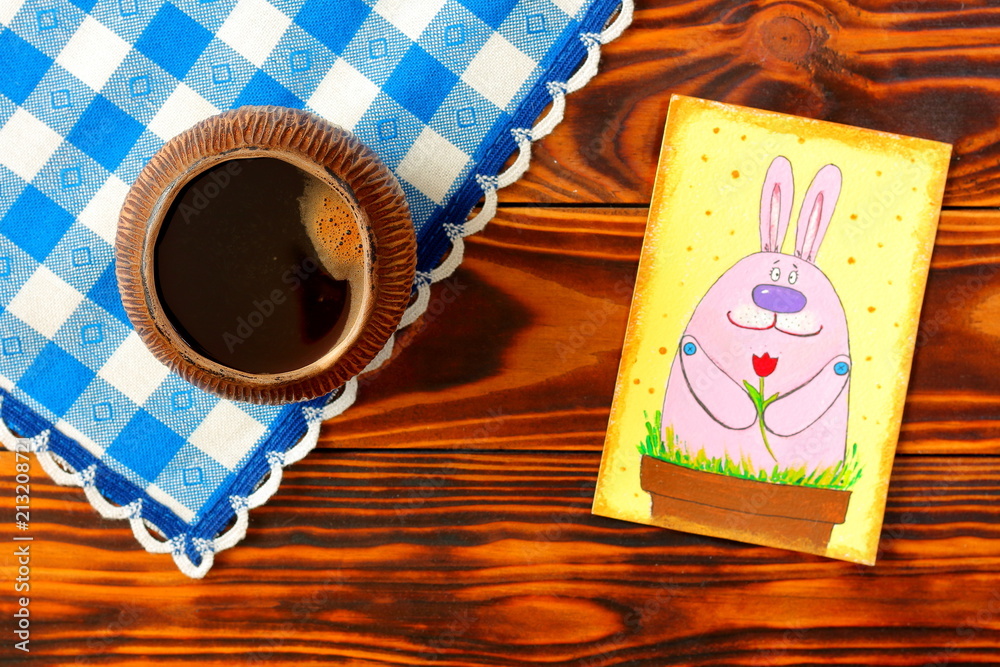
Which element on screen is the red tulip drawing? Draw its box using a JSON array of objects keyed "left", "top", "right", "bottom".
[
  {"left": 752, "top": 352, "right": 778, "bottom": 377},
  {"left": 744, "top": 353, "right": 780, "bottom": 461}
]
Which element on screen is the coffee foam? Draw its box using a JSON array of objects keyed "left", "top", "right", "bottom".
[
  {"left": 299, "top": 175, "right": 370, "bottom": 344},
  {"left": 299, "top": 175, "right": 367, "bottom": 286}
]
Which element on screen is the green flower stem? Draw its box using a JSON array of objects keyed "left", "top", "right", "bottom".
[
  {"left": 745, "top": 377, "right": 779, "bottom": 462},
  {"left": 757, "top": 402, "right": 778, "bottom": 463}
]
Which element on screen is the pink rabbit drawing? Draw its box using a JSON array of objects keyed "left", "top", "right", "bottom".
[{"left": 661, "top": 156, "right": 851, "bottom": 471}]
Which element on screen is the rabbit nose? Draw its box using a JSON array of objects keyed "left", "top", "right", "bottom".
[{"left": 752, "top": 284, "right": 806, "bottom": 314}]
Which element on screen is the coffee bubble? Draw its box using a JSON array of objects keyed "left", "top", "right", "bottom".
[{"left": 300, "top": 176, "right": 368, "bottom": 288}]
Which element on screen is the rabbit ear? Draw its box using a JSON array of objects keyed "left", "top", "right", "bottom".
[
  {"left": 795, "top": 164, "right": 842, "bottom": 263},
  {"left": 759, "top": 156, "right": 794, "bottom": 253}
]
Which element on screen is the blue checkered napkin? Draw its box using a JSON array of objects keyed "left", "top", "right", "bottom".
[{"left": 0, "top": 0, "right": 626, "bottom": 576}]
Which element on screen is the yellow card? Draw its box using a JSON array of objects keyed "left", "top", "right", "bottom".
[{"left": 592, "top": 95, "right": 951, "bottom": 564}]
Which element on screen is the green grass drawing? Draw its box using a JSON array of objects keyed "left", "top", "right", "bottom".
[{"left": 636, "top": 410, "right": 863, "bottom": 491}]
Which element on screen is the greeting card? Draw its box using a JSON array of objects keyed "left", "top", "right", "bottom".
[{"left": 593, "top": 95, "right": 951, "bottom": 563}]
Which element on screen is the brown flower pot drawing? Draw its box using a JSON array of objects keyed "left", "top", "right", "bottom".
[{"left": 639, "top": 455, "right": 852, "bottom": 555}]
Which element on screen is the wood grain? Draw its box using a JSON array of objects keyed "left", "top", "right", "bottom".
[
  {"left": 499, "top": 0, "right": 1000, "bottom": 207},
  {"left": 8, "top": 2, "right": 1000, "bottom": 664},
  {"left": 328, "top": 206, "right": 1000, "bottom": 456},
  {"left": 3, "top": 450, "right": 1000, "bottom": 666}
]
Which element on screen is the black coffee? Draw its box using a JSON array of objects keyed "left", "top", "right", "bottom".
[{"left": 154, "top": 157, "right": 361, "bottom": 375}]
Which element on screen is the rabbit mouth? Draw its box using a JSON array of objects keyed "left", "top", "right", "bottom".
[
  {"left": 775, "top": 324, "right": 823, "bottom": 337},
  {"left": 727, "top": 311, "right": 823, "bottom": 337},
  {"left": 727, "top": 310, "right": 776, "bottom": 330}
]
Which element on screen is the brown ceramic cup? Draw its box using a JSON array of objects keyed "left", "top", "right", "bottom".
[{"left": 116, "top": 106, "right": 416, "bottom": 404}]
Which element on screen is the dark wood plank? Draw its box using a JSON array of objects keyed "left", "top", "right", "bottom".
[
  {"left": 4, "top": 450, "right": 1000, "bottom": 666},
  {"left": 7, "top": 2, "right": 1000, "bottom": 664},
  {"left": 499, "top": 0, "right": 1000, "bottom": 206},
  {"left": 327, "top": 206, "right": 1000, "bottom": 456}
]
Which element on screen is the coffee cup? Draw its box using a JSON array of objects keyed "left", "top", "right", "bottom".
[{"left": 116, "top": 106, "right": 416, "bottom": 404}]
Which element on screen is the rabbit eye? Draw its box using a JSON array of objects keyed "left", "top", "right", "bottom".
[
  {"left": 770, "top": 267, "right": 780, "bottom": 282},
  {"left": 788, "top": 270, "right": 798, "bottom": 285}
]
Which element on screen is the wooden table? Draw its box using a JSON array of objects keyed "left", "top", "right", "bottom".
[{"left": 6, "top": 1, "right": 1000, "bottom": 664}]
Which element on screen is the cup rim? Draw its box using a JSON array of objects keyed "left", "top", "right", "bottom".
[{"left": 116, "top": 106, "right": 416, "bottom": 404}]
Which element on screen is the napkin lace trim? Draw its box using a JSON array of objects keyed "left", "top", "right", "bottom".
[{"left": 0, "top": 0, "right": 633, "bottom": 578}]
